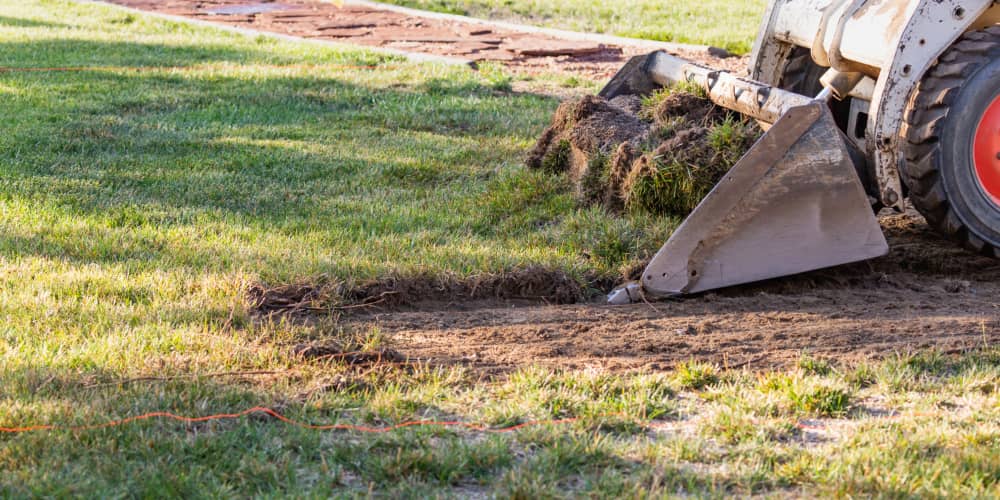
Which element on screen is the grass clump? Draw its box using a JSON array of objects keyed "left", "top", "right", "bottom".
[
  {"left": 623, "top": 115, "right": 759, "bottom": 215},
  {"left": 797, "top": 354, "right": 834, "bottom": 376},
  {"left": 578, "top": 152, "right": 611, "bottom": 202},
  {"left": 639, "top": 81, "right": 708, "bottom": 117},
  {"left": 623, "top": 145, "right": 724, "bottom": 215},
  {"left": 540, "top": 138, "right": 572, "bottom": 174},
  {"left": 791, "top": 385, "right": 852, "bottom": 417},
  {"left": 674, "top": 361, "right": 719, "bottom": 390},
  {"left": 700, "top": 406, "right": 799, "bottom": 445},
  {"left": 757, "top": 373, "right": 852, "bottom": 417},
  {"left": 528, "top": 84, "right": 760, "bottom": 219}
]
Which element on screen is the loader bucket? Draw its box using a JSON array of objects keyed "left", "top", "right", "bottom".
[{"left": 641, "top": 101, "right": 888, "bottom": 297}]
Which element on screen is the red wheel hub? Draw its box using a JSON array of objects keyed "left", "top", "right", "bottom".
[{"left": 973, "top": 94, "right": 1000, "bottom": 206}]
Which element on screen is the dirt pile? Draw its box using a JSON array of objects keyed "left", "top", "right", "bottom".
[{"left": 528, "top": 88, "right": 761, "bottom": 215}]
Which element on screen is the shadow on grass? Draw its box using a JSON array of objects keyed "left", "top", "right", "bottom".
[
  {"left": 0, "top": 37, "right": 558, "bottom": 277},
  {"left": 0, "top": 15, "right": 69, "bottom": 28}
]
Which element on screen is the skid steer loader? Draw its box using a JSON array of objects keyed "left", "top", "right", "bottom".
[{"left": 604, "top": 0, "right": 1000, "bottom": 301}]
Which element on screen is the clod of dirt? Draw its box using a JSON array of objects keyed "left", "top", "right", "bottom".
[
  {"left": 527, "top": 88, "right": 761, "bottom": 216},
  {"left": 248, "top": 266, "right": 591, "bottom": 315}
]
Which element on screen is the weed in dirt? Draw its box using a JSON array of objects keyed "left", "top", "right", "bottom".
[
  {"left": 873, "top": 353, "right": 951, "bottom": 393},
  {"left": 790, "top": 385, "right": 852, "bottom": 417},
  {"left": 487, "top": 368, "right": 676, "bottom": 424},
  {"left": 781, "top": 418, "right": 1000, "bottom": 497},
  {"left": 275, "top": 319, "right": 398, "bottom": 366},
  {"left": 335, "top": 432, "right": 514, "bottom": 486},
  {"left": 869, "top": 349, "right": 1000, "bottom": 395},
  {"left": 502, "top": 431, "right": 635, "bottom": 494}
]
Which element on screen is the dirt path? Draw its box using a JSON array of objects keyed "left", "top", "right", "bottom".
[
  {"left": 102, "top": 0, "right": 745, "bottom": 79},
  {"left": 351, "top": 211, "right": 1000, "bottom": 373}
]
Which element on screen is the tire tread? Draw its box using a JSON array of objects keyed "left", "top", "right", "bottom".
[{"left": 902, "top": 29, "right": 1000, "bottom": 254}]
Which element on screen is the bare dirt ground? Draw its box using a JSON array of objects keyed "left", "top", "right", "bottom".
[
  {"left": 103, "top": 0, "right": 746, "bottom": 79},
  {"left": 106, "top": 0, "right": 998, "bottom": 373},
  {"left": 351, "top": 211, "right": 1000, "bottom": 373}
]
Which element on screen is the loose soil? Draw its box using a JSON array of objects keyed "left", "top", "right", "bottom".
[
  {"left": 107, "top": 0, "right": 998, "bottom": 372},
  {"left": 344, "top": 210, "right": 1000, "bottom": 374},
  {"left": 101, "top": 0, "right": 747, "bottom": 79}
]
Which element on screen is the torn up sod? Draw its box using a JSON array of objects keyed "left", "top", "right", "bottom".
[{"left": 527, "top": 85, "right": 761, "bottom": 216}]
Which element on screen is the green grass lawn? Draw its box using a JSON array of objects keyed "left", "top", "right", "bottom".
[
  {"left": 0, "top": 1, "right": 998, "bottom": 497},
  {"left": 374, "top": 0, "right": 769, "bottom": 53}
]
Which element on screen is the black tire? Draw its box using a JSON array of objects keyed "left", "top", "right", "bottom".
[
  {"left": 777, "top": 47, "right": 826, "bottom": 96},
  {"left": 777, "top": 47, "right": 852, "bottom": 128},
  {"left": 902, "top": 26, "right": 1000, "bottom": 256}
]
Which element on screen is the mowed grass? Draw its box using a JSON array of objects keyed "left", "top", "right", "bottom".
[
  {"left": 0, "top": 0, "right": 672, "bottom": 365},
  {"left": 0, "top": 1, "right": 998, "bottom": 497},
  {"left": 375, "top": 0, "right": 768, "bottom": 53}
]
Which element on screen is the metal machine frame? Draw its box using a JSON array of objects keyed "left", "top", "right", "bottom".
[
  {"left": 750, "top": 0, "right": 1000, "bottom": 209},
  {"left": 601, "top": 0, "right": 1000, "bottom": 299}
]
